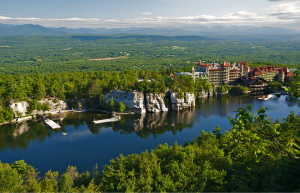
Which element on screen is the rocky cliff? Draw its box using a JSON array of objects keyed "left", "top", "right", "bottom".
[
  {"left": 10, "top": 98, "right": 68, "bottom": 118},
  {"left": 146, "top": 93, "right": 168, "bottom": 113},
  {"left": 198, "top": 86, "right": 217, "bottom": 99},
  {"left": 9, "top": 101, "right": 29, "bottom": 117},
  {"left": 171, "top": 92, "right": 195, "bottom": 110},
  {"left": 198, "top": 90, "right": 208, "bottom": 99},
  {"left": 37, "top": 98, "right": 68, "bottom": 112},
  {"left": 105, "top": 90, "right": 146, "bottom": 114}
]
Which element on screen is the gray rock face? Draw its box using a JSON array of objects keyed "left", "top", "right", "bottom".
[
  {"left": 209, "top": 87, "right": 215, "bottom": 97},
  {"left": 37, "top": 99, "right": 68, "bottom": 112},
  {"left": 146, "top": 93, "right": 168, "bottom": 113},
  {"left": 171, "top": 92, "right": 195, "bottom": 110},
  {"left": 10, "top": 99, "right": 68, "bottom": 118},
  {"left": 105, "top": 90, "right": 146, "bottom": 114},
  {"left": 10, "top": 102, "right": 29, "bottom": 117},
  {"left": 198, "top": 90, "right": 208, "bottom": 99}
]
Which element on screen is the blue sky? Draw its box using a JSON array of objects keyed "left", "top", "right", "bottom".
[{"left": 0, "top": 0, "right": 300, "bottom": 30}]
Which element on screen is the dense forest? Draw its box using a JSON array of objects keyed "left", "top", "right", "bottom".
[
  {"left": 1, "top": 105, "right": 300, "bottom": 192},
  {"left": 0, "top": 35, "right": 299, "bottom": 74}
]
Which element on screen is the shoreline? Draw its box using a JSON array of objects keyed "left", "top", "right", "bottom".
[
  {"left": 0, "top": 91, "right": 287, "bottom": 126},
  {"left": 0, "top": 108, "right": 137, "bottom": 126}
]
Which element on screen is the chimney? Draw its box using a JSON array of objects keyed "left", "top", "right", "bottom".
[
  {"left": 240, "top": 64, "right": 244, "bottom": 78},
  {"left": 246, "top": 67, "right": 250, "bottom": 80}
]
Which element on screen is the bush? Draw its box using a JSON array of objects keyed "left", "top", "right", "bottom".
[{"left": 41, "top": 102, "right": 51, "bottom": 111}]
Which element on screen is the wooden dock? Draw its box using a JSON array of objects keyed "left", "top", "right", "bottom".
[
  {"left": 93, "top": 117, "right": 119, "bottom": 124},
  {"left": 44, "top": 119, "right": 61, "bottom": 129}
]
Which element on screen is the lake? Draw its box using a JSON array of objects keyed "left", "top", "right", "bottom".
[{"left": 0, "top": 94, "right": 300, "bottom": 175}]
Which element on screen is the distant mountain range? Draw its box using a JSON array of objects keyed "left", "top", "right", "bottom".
[{"left": 0, "top": 23, "right": 299, "bottom": 40}]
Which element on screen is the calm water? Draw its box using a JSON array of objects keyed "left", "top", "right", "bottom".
[{"left": 0, "top": 95, "right": 300, "bottom": 175}]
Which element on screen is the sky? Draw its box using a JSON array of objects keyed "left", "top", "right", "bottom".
[{"left": 0, "top": 0, "right": 300, "bottom": 30}]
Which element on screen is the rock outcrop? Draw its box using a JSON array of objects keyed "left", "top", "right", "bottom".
[
  {"left": 198, "top": 87, "right": 216, "bottom": 99},
  {"left": 171, "top": 92, "right": 195, "bottom": 110},
  {"left": 198, "top": 90, "right": 208, "bottom": 99},
  {"left": 217, "top": 87, "right": 229, "bottom": 95},
  {"left": 105, "top": 90, "right": 146, "bottom": 114},
  {"left": 146, "top": 93, "right": 168, "bottom": 113},
  {"left": 10, "top": 101, "right": 29, "bottom": 117},
  {"left": 37, "top": 98, "right": 68, "bottom": 112},
  {"left": 209, "top": 87, "right": 216, "bottom": 97},
  {"left": 10, "top": 98, "right": 68, "bottom": 118}
]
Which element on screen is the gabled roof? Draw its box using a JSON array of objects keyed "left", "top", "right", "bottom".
[
  {"left": 197, "top": 61, "right": 206, "bottom": 66},
  {"left": 221, "top": 62, "right": 231, "bottom": 67},
  {"left": 277, "top": 68, "right": 284, "bottom": 73},
  {"left": 169, "top": 72, "right": 175, "bottom": 78}
]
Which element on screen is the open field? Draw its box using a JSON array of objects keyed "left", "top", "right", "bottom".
[{"left": 89, "top": 56, "right": 126, "bottom": 61}]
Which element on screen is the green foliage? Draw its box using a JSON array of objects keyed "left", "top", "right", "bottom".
[
  {"left": 0, "top": 69, "right": 168, "bottom": 122},
  {"left": 239, "top": 85, "right": 250, "bottom": 91},
  {"left": 0, "top": 161, "right": 24, "bottom": 192},
  {"left": 117, "top": 101, "right": 125, "bottom": 113},
  {"left": 106, "top": 96, "right": 115, "bottom": 110},
  {"left": 269, "top": 81, "right": 283, "bottom": 91},
  {"left": 41, "top": 102, "right": 51, "bottom": 111},
  {"left": 227, "top": 104, "right": 300, "bottom": 163},
  {"left": 288, "top": 72, "right": 300, "bottom": 97}
]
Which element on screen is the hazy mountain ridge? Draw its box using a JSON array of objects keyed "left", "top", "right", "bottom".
[
  {"left": 0, "top": 23, "right": 300, "bottom": 41},
  {"left": 0, "top": 24, "right": 67, "bottom": 36}
]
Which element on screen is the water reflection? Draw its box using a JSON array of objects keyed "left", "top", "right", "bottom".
[
  {"left": 1, "top": 94, "right": 300, "bottom": 152},
  {"left": 196, "top": 95, "right": 256, "bottom": 119},
  {"left": 111, "top": 108, "right": 195, "bottom": 139},
  {"left": 0, "top": 120, "right": 52, "bottom": 151},
  {"left": 285, "top": 96, "right": 300, "bottom": 108}
]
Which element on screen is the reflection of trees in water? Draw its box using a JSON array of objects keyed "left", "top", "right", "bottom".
[
  {"left": 110, "top": 109, "right": 195, "bottom": 139},
  {"left": 196, "top": 95, "right": 256, "bottom": 119},
  {"left": 0, "top": 120, "right": 52, "bottom": 151},
  {"left": 0, "top": 112, "right": 108, "bottom": 151},
  {"left": 285, "top": 96, "right": 300, "bottom": 108},
  {"left": 57, "top": 112, "right": 111, "bottom": 135}
]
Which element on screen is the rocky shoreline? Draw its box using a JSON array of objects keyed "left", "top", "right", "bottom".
[{"left": 1, "top": 88, "right": 233, "bottom": 125}]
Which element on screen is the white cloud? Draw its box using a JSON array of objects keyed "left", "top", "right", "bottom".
[
  {"left": 0, "top": 3, "right": 300, "bottom": 30},
  {"left": 268, "top": 2, "right": 300, "bottom": 20}
]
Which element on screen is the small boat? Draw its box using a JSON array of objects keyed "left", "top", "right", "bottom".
[
  {"left": 258, "top": 94, "right": 276, "bottom": 100},
  {"left": 62, "top": 133, "right": 67, "bottom": 135},
  {"left": 273, "top": 92, "right": 281, "bottom": 96}
]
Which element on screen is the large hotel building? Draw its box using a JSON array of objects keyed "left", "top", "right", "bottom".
[
  {"left": 177, "top": 60, "right": 294, "bottom": 86},
  {"left": 196, "top": 60, "right": 249, "bottom": 86}
]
